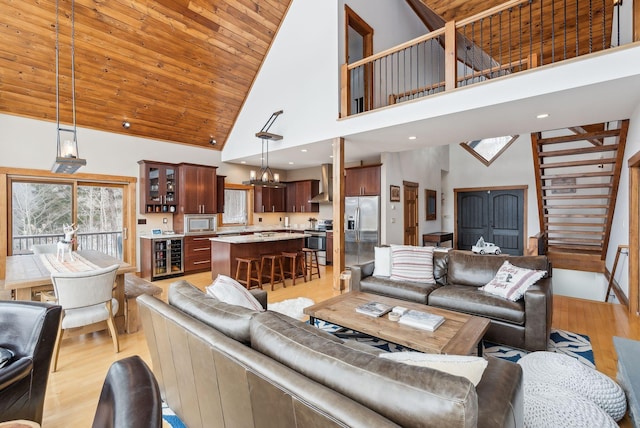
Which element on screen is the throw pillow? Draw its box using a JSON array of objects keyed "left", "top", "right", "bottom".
[
  {"left": 372, "top": 246, "right": 392, "bottom": 277},
  {"left": 389, "top": 245, "right": 435, "bottom": 284},
  {"left": 0, "top": 347, "right": 14, "bottom": 368},
  {"left": 379, "top": 352, "right": 488, "bottom": 386},
  {"left": 480, "top": 260, "right": 546, "bottom": 301},
  {"left": 206, "top": 274, "right": 265, "bottom": 312}
]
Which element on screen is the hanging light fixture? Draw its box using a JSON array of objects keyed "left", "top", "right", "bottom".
[
  {"left": 243, "top": 110, "right": 286, "bottom": 188},
  {"left": 51, "top": 0, "right": 86, "bottom": 174}
]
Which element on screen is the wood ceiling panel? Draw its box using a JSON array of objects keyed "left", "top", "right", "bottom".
[{"left": 0, "top": 0, "right": 291, "bottom": 149}]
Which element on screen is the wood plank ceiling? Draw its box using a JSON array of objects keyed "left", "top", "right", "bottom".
[{"left": 0, "top": 0, "right": 291, "bottom": 150}]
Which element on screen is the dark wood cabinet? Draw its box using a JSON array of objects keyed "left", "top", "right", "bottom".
[
  {"left": 184, "top": 234, "right": 216, "bottom": 273},
  {"left": 285, "top": 180, "right": 320, "bottom": 213},
  {"left": 138, "top": 161, "right": 179, "bottom": 214},
  {"left": 254, "top": 186, "right": 286, "bottom": 213},
  {"left": 326, "top": 231, "right": 333, "bottom": 265},
  {"left": 216, "top": 175, "right": 226, "bottom": 213},
  {"left": 178, "top": 163, "right": 218, "bottom": 214},
  {"left": 345, "top": 164, "right": 381, "bottom": 196}
]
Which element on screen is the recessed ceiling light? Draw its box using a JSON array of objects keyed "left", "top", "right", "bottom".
[
  {"left": 408, "top": 136, "right": 417, "bottom": 140},
  {"left": 536, "top": 113, "right": 550, "bottom": 119},
  {"left": 289, "top": 161, "right": 294, "bottom": 165},
  {"left": 240, "top": 161, "right": 246, "bottom": 164},
  {"left": 329, "top": 155, "right": 334, "bottom": 158},
  {"left": 301, "top": 149, "right": 308, "bottom": 153}
]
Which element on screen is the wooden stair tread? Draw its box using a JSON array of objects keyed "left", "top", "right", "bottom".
[
  {"left": 545, "top": 204, "right": 609, "bottom": 209},
  {"left": 541, "top": 171, "right": 614, "bottom": 179},
  {"left": 540, "top": 158, "right": 617, "bottom": 169},
  {"left": 541, "top": 183, "right": 612, "bottom": 190},
  {"left": 543, "top": 195, "right": 611, "bottom": 200},
  {"left": 536, "top": 129, "right": 621, "bottom": 145},
  {"left": 538, "top": 143, "right": 618, "bottom": 157}
]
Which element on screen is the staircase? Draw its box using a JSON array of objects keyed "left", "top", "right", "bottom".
[{"left": 531, "top": 120, "right": 629, "bottom": 272}]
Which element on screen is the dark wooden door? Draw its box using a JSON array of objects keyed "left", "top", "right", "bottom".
[
  {"left": 457, "top": 189, "right": 524, "bottom": 255},
  {"left": 403, "top": 182, "right": 419, "bottom": 246}
]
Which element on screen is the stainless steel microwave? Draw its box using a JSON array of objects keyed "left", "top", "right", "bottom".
[{"left": 184, "top": 214, "right": 217, "bottom": 234}]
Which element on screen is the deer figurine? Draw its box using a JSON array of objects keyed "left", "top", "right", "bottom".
[{"left": 57, "top": 223, "right": 78, "bottom": 262}]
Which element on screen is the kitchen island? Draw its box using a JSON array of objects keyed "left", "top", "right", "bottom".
[{"left": 210, "top": 232, "right": 308, "bottom": 280}]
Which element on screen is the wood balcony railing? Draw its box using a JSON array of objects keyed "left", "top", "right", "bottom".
[{"left": 341, "top": 0, "right": 620, "bottom": 117}]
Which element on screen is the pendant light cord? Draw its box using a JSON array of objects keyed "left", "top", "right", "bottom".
[{"left": 55, "top": 0, "right": 78, "bottom": 154}]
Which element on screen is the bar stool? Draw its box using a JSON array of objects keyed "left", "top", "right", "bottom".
[
  {"left": 302, "top": 248, "right": 321, "bottom": 281},
  {"left": 281, "top": 251, "right": 307, "bottom": 286},
  {"left": 260, "top": 254, "right": 286, "bottom": 291},
  {"left": 235, "top": 257, "right": 262, "bottom": 290}
]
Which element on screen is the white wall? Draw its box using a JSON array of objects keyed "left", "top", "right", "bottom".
[
  {"left": 380, "top": 145, "right": 449, "bottom": 245},
  {"left": 223, "top": 0, "right": 427, "bottom": 162},
  {"left": 443, "top": 135, "right": 540, "bottom": 239},
  {"left": 607, "top": 106, "right": 640, "bottom": 299}
]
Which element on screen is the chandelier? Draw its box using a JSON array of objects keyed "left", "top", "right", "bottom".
[
  {"left": 243, "top": 110, "right": 286, "bottom": 188},
  {"left": 51, "top": 0, "right": 86, "bottom": 174}
]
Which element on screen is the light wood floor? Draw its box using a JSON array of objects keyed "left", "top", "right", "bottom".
[{"left": 42, "top": 266, "right": 640, "bottom": 427}]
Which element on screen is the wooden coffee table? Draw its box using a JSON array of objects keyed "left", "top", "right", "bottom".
[{"left": 304, "top": 291, "right": 490, "bottom": 355}]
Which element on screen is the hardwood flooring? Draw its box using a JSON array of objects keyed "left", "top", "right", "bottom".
[{"left": 41, "top": 266, "right": 639, "bottom": 427}]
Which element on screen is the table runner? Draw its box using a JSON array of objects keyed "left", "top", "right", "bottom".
[{"left": 39, "top": 252, "right": 101, "bottom": 273}]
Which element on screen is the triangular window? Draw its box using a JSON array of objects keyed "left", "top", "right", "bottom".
[{"left": 460, "top": 135, "right": 518, "bottom": 166}]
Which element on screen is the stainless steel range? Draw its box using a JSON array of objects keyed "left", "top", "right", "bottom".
[{"left": 304, "top": 220, "right": 333, "bottom": 265}]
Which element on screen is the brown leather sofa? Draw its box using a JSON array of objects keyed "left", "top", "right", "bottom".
[
  {"left": 350, "top": 249, "right": 553, "bottom": 351},
  {"left": 138, "top": 280, "right": 524, "bottom": 428}
]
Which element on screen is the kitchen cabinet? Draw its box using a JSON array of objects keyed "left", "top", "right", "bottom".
[
  {"left": 178, "top": 163, "right": 218, "bottom": 214},
  {"left": 285, "top": 180, "right": 319, "bottom": 213},
  {"left": 140, "top": 236, "right": 184, "bottom": 281},
  {"left": 254, "top": 186, "right": 286, "bottom": 213},
  {"left": 216, "top": 175, "right": 226, "bottom": 214},
  {"left": 345, "top": 164, "right": 381, "bottom": 196},
  {"left": 138, "top": 161, "right": 179, "bottom": 214},
  {"left": 326, "top": 230, "right": 333, "bottom": 265},
  {"left": 184, "top": 234, "right": 216, "bottom": 273}
]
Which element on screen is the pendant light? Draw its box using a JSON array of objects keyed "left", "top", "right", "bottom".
[
  {"left": 243, "top": 110, "right": 286, "bottom": 188},
  {"left": 51, "top": 0, "right": 86, "bottom": 174}
]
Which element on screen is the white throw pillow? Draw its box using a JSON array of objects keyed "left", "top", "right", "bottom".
[
  {"left": 206, "top": 274, "right": 264, "bottom": 311},
  {"left": 380, "top": 352, "right": 488, "bottom": 386},
  {"left": 389, "top": 245, "right": 435, "bottom": 284},
  {"left": 480, "top": 260, "right": 546, "bottom": 301},
  {"left": 372, "top": 246, "right": 392, "bottom": 277}
]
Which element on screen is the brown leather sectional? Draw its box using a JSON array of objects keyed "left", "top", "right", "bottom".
[
  {"left": 138, "top": 281, "right": 524, "bottom": 427},
  {"left": 350, "top": 249, "right": 553, "bottom": 351}
]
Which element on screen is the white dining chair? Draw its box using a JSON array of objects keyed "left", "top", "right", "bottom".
[{"left": 50, "top": 264, "right": 120, "bottom": 372}]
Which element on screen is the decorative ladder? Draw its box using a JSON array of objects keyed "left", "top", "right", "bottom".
[{"left": 531, "top": 120, "right": 629, "bottom": 272}]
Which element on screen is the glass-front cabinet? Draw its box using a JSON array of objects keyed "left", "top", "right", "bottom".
[{"left": 138, "top": 160, "right": 179, "bottom": 214}]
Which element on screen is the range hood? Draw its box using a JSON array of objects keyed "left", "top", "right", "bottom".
[{"left": 309, "top": 163, "right": 333, "bottom": 204}]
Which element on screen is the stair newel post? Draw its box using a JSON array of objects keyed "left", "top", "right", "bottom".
[
  {"left": 340, "top": 63, "right": 350, "bottom": 118},
  {"left": 445, "top": 20, "right": 457, "bottom": 91}
]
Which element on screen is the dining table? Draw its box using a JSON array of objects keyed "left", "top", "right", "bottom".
[{"left": 2, "top": 250, "right": 136, "bottom": 334}]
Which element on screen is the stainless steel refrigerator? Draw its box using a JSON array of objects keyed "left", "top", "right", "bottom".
[{"left": 345, "top": 196, "right": 380, "bottom": 267}]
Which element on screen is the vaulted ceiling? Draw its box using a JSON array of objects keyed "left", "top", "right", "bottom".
[
  {"left": 1, "top": 0, "right": 291, "bottom": 150},
  {"left": 0, "top": 0, "right": 614, "bottom": 154}
]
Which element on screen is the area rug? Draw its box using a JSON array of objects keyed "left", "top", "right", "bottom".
[
  {"left": 313, "top": 320, "right": 595, "bottom": 368},
  {"left": 162, "top": 402, "right": 186, "bottom": 428}
]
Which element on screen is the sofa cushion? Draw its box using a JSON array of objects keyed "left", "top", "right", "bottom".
[
  {"left": 428, "top": 284, "right": 526, "bottom": 325},
  {"left": 480, "top": 261, "right": 547, "bottom": 301},
  {"left": 372, "top": 246, "right": 392, "bottom": 277},
  {"left": 390, "top": 245, "right": 435, "bottom": 284},
  {"left": 206, "top": 274, "right": 265, "bottom": 311},
  {"left": 379, "top": 353, "right": 488, "bottom": 386},
  {"left": 448, "top": 251, "right": 549, "bottom": 288},
  {"left": 168, "top": 280, "right": 259, "bottom": 344},
  {"left": 359, "top": 275, "right": 438, "bottom": 304},
  {"left": 250, "top": 311, "right": 479, "bottom": 428}
]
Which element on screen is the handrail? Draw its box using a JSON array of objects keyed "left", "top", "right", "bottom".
[{"left": 341, "top": 0, "right": 617, "bottom": 117}]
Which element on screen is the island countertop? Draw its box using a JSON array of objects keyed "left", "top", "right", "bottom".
[{"left": 209, "top": 232, "right": 309, "bottom": 244}]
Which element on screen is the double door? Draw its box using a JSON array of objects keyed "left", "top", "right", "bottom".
[
  {"left": 456, "top": 188, "right": 525, "bottom": 255},
  {"left": 254, "top": 186, "right": 285, "bottom": 213},
  {"left": 285, "top": 180, "right": 319, "bottom": 213},
  {"left": 345, "top": 165, "right": 381, "bottom": 196},
  {"left": 139, "top": 161, "right": 179, "bottom": 214}
]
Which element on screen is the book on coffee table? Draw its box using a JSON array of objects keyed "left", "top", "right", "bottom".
[
  {"left": 356, "top": 301, "right": 393, "bottom": 317},
  {"left": 398, "top": 309, "right": 445, "bottom": 331}
]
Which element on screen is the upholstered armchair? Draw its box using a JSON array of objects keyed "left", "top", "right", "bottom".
[
  {"left": 51, "top": 264, "right": 120, "bottom": 372},
  {"left": 0, "top": 300, "right": 62, "bottom": 424},
  {"left": 92, "top": 355, "right": 162, "bottom": 428}
]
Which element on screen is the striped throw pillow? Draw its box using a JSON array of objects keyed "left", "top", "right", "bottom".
[{"left": 390, "top": 245, "right": 435, "bottom": 284}]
